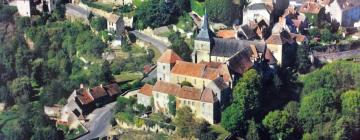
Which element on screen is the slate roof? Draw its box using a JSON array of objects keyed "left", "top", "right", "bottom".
[
  {"left": 196, "top": 13, "right": 212, "bottom": 41},
  {"left": 104, "top": 83, "right": 121, "bottom": 97},
  {"left": 90, "top": 86, "right": 107, "bottom": 99},
  {"left": 157, "top": 49, "right": 183, "bottom": 64},
  {"left": 336, "top": 0, "right": 360, "bottom": 10},
  {"left": 65, "top": 4, "right": 90, "bottom": 19},
  {"left": 210, "top": 38, "right": 265, "bottom": 57},
  {"left": 239, "top": 24, "right": 257, "bottom": 39},
  {"left": 200, "top": 88, "right": 217, "bottom": 103},
  {"left": 139, "top": 84, "right": 153, "bottom": 96}
]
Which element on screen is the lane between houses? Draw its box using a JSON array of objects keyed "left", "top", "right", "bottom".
[
  {"left": 77, "top": 102, "right": 116, "bottom": 140},
  {"left": 129, "top": 30, "right": 169, "bottom": 53}
]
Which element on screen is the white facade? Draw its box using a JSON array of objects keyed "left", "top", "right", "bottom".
[
  {"left": 156, "top": 62, "right": 172, "bottom": 82},
  {"left": 243, "top": 3, "right": 271, "bottom": 25},
  {"left": 16, "top": 0, "right": 31, "bottom": 17},
  {"left": 137, "top": 93, "right": 151, "bottom": 107},
  {"left": 329, "top": 0, "right": 360, "bottom": 27}
]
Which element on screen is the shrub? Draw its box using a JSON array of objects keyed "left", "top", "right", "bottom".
[
  {"left": 134, "top": 117, "right": 145, "bottom": 127},
  {"left": 117, "top": 112, "right": 134, "bottom": 124}
]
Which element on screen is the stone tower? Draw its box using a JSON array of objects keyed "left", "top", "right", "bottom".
[
  {"left": 157, "top": 49, "right": 182, "bottom": 82},
  {"left": 192, "top": 13, "right": 213, "bottom": 63}
]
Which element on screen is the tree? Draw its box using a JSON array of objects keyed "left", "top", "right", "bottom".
[
  {"left": 320, "top": 28, "right": 333, "bottom": 43},
  {"left": 102, "top": 60, "right": 113, "bottom": 84},
  {"left": 168, "top": 95, "right": 176, "bottom": 116},
  {"left": 180, "top": 81, "right": 193, "bottom": 87},
  {"left": 246, "top": 119, "right": 260, "bottom": 140},
  {"left": 295, "top": 45, "right": 311, "bottom": 74},
  {"left": 221, "top": 103, "right": 246, "bottom": 133},
  {"left": 90, "top": 17, "right": 107, "bottom": 31},
  {"left": 263, "top": 110, "right": 294, "bottom": 140},
  {"left": 0, "top": 85, "right": 14, "bottom": 107},
  {"left": 233, "top": 69, "right": 262, "bottom": 118},
  {"left": 205, "top": 0, "right": 242, "bottom": 25},
  {"left": 175, "top": 0, "right": 191, "bottom": 13},
  {"left": 298, "top": 88, "right": 336, "bottom": 132},
  {"left": 174, "top": 106, "right": 194, "bottom": 137},
  {"left": 168, "top": 32, "right": 192, "bottom": 61},
  {"left": 134, "top": 0, "right": 176, "bottom": 29},
  {"left": 15, "top": 47, "right": 32, "bottom": 77},
  {"left": 340, "top": 89, "right": 360, "bottom": 117},
  {"left": 8, "top": 76, "right": 34, "bottom": 104}
]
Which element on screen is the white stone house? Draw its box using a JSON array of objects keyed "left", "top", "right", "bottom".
[
  {"left": 107, "top": 14, "right": 125, "bottom": 35},
  {"left": 328, "top": 0, "right": 360, "bottom": 27},
  {"left": 16, "top": 0, "right": 31, "bottom": 17},
  {"left": 243, "top": 1, "right": 273, "bottom": 25},
  {"left": 137, "top": 84, "right": 153, "bottom": 107}
]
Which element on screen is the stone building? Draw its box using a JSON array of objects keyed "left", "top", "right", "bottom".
[{"left": 328, "top": 0, "right": 360, "bottom": 27}]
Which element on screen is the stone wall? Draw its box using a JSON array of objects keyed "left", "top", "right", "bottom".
[{"left": 116, "top": 118, "right": 175, "bottom": 135}]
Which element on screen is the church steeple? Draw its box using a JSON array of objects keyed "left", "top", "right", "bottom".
[{"left": 196, "top": 11, "right": 212, "bottom": 41}]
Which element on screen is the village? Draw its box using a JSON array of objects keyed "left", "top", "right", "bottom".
[{"left": 0, "top": 0, "right": 360, "bottom": 139}]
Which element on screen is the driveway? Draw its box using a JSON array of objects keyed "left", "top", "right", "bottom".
[
  {"left": 129, "top": 30, "right": 169, "bottom": 53},
  {"left": 77, "top": 102, "right": 116, "bottom": 140}
]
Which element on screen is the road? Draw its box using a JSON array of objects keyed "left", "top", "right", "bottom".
[
  {"left": 77, "top": 102, "right": 116, "bottom": 140},
  {"left": 129, "top": 30, "right": 169, "bottom": 53}
]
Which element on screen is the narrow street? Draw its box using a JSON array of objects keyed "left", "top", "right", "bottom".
[
  {"left": 77, "top": 102, "right": 116, "bottom": 140},
  {"left": 129, "top": 30, "right": 169, "bottom": 53}
]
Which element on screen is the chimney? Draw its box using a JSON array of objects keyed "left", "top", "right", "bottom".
[{"left": 80, "top": 83, "right": 84, "bottom": 89}]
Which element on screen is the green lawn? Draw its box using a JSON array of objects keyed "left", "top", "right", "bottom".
[
  {"left": 115, "top": 71, "right": 143, "bottom": 82},
  {"left": 210, "top": 124, "right": 231, "bottom": 140},
  {"left": 133, "top": 0, "right": 145, "bottom": 8},
  {"left": 190, "top": 0, "right": 205, "bottom": 16}
]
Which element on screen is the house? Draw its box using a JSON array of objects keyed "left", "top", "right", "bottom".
[
  {"left": 157, "top": 49, "right": 183, "bottom": 82},
  {"left": 152, "top": 81, "right": 220, "bottom": 124},
  {"left": 36, "top": 0, "right": 58, "bottom": 13},
  {"left": 328, "top": 0, "right": 360, "bottom": 27},
  {"left": 107, "top": 14, "right": 125, "bottom": 35},
  {"left": 65, "top": 3, "right": 90, "bottom": 24},
  {"left": 137, "top": 84, "right": 153, "bottom": 107},
  {"left": 266, "top": 31, "right": 298, "bottom": 66},
  {"left": 192, "top": 13, "right": 276, "bottom": 74},
  {"left": 243, "top": 1, "right": 273, "bottom": 26},
  {"left": 16, "top": 0, "right": 31, "bottom": 17},
  {"left": 170, "top": 61, "right": 232, "bottom": 89},
  {"left": 299, "top": 2, "right": 325, "bottom": 26}
]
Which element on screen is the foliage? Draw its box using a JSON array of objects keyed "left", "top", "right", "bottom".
[
  {"left": 298, "top": 88, "right": 336, "bottom": 132},
  {"left": 190, "top": 0, "right": 205, "bottom": 16},
  {"left": 340, "top": 89, "right": 360, "bottom": 116},
  {"left": 180, "top": 81, "right": 193, "bottom": 87},
  {"left": 168, "top": 32, "right": 192, "bottom": 61},
  {"left": 295, "top": 45, "right": 311, "bottom": 74},
  {"left": 263, "top": 110, "right": 294, "bottom": 139},
  {"left": 134, "top": 117, "right": 145, "bottom": 127},
  {"left": 117, "top": 112, "right": 134, "bottom": 124},
  {"left": 134, "top": 0, "right": 176, "bottom": 29},
  {"left": 168, "top": 95, "right": 176, "bottom": 116},
  {"left": 301, "top": 61, "right": 360, "bottom": 96},
  {"left": 174, "top": 106, "right": 194, "bottom": 137},
  {"left": 81, "top": 0, "right": 113, "bottom": 12},
  {"left": 90, "top": 16, "right": 107, "bottom": 31},
  {"left": 0, "top": 5, "right": 17, "bottom": 22},
  {"left": 221, "top": 103, "right": 245, "bottom": 133},
  {"left": 246, "top": 119, "right": 260, "bottom": 140},
  {"left": 205, "top": 0, "right": 242, "bottom": 25}
]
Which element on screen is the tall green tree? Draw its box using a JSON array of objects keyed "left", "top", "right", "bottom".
[
  {"left": 102, "top": 60, "right": 113, "bottom": 84},
  {"left": 168, "top": 95, "right": 176, "bottom": 116},
  {"left": 175, "top": 106, "right": 195, "bottom": 138},
  {"left": 221, "top": 103, "right": 246, "bottom": 133},
  {"left": 90, "top": 17, "right": 107, "bottom": 31},
  {"left": 263, "top": 110, "right": 294, "bottom": 140},
  {"left": 246, "top": 119, "right": 260, "bottom": 140},
  {"left": 135, "top": 0, "right": 176, "bottom": 29},
  {"left": 295, "top": 45, "right": 311, "bottom": 74},
  {"left": 205, "top": 0, "right": 242, "bottom": 25},
  {"left": 8, "top": 76, "right": 33, "bottom": 104},
  {"left": 169, "top": 32, "right": 192, "bottom": 61}
]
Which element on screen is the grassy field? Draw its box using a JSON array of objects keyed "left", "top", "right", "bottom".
[
  {"left": 210, "top": 124, "right": 231, "bottom": 140},
  {"left": 190, "top": 0, "right": 205, "bottom": 16},
  {"left": 133, "top": 0, "right": 144, "bottom": 8},
  {"left": 115, "top": 71, "right": 143, "bottom": 82}
]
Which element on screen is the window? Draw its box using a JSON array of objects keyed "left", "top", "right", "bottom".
[
  {"left": 192, "top": 101, "right": 194, "bottom": 106},
  {"left": 163, "top": 74, "right": 165, "bottom": 80},
  {"left": 194, "top": 79, "right": 196, "bottom": 84},
  {"left": 163, "top": 65, "right": 165, "bottom": 70}
]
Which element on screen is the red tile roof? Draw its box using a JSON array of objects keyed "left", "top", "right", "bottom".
[
  {"left": 216, "top": 30, "right": 236, "bottom": 39},
  {"left": 104, "top": 83, "right": 121, "bottom": 97},
  {"left": 153, "top": 81, "right": 217, "bottom": 103},
  {"left": 157, "top": 49, "right": 183, "bottom": 64},
  {"left": 90, "top": 86, "right": 108, "bottom": 99},
  {"left": 76, "top": 88, "right": 94, "bottom": 105},
  {"left": 299, "top": 2, "right": 322, "bottom": 14},
  {"left": 139, "top": 84, "right": 153, "bottom": 96},
  {"left": 171, "top": 61, "right": 232, "bottom": 83}
]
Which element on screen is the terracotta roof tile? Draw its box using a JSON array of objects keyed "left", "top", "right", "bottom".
[
  {"left": 139, "top": 84, "right": 153, "bottom": 96},
  {"left": 177, "top": 86, "right": 202, "bottom": 100},
  {"left": 172, "top": 61, "right": 232, "bottom": 82},
  {"left": 299, "top": 2, "right": 322, "bottom": 14},
  {"left": 153, "top": 81, "right": 180, "bottom": 96},
  {"left": 104, "top": 83, "right": 121, "bottom": 97},
  {"left": 201, "top": 88, "right": 217, "bottom": 103},
  {"left": 76, "top": 88, "right": 94, "bottom": 105},
  {"left": 108, "top": 14, "right": 120, "bottom": 23},
  {"left": 157, "top": 49, "right": 183, "bottom": 64},
  {"left": 90, "top": 86, "right": 108, "bottom": 99},
  {"left": 216, "top": 30, "right": 236, "bottom": 39}
]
